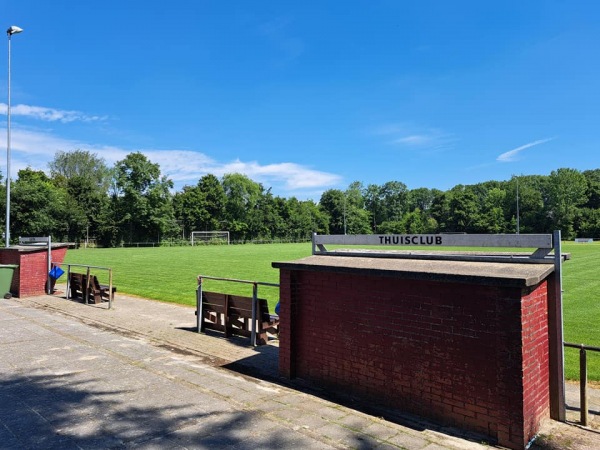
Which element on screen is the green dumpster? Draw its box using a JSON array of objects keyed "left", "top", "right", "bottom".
[{"left": 0, "top": 264, "right": 18, "bottom": 299}]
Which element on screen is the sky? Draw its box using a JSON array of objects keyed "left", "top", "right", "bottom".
[{"left": 1, "top": 1, "right": 599, "bottom": 200}]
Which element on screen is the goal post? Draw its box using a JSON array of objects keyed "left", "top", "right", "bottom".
[{"left": 191, "top": 231, "right": 230, "bottom": 246}]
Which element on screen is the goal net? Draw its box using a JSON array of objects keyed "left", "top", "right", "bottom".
[{"left": 191, "top": 231, "right": 230, "bottom": 246}]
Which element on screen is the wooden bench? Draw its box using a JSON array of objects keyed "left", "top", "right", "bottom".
[
  {"left": 198, "top": 291, "right": 279, "bottom": 345},
  {"left": 68, "top": 272, "right": 116, "bottom": 304},
  {"left": 87, "top": 275, "right": 116, "bottom": 304}
]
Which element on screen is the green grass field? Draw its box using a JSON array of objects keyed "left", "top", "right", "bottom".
[
  {"left": 63, "top": 243, "right": 311, "bottom": 308},
  {"left": 63, "top": 241, "right": 600, "bottom": 381},
  {"left": 561, "top": 243, "right": 600, "bottom": 381}
]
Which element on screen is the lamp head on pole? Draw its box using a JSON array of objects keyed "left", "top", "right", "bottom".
[{"left": 7, "top": 26, "right": 23, "bottom": 36}]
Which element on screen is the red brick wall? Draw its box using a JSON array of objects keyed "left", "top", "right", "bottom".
[
  {"left": 278, "top": 268, "right": 550, "bottom": 449},
  {"left": 520, "top": 282, "right": 550, "bottom": 442},
  {"left": 0, "top": 247, "right": 68, "bottom": 297}
]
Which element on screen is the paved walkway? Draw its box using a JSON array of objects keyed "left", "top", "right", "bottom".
[{"left": 1, "top": 291, "right": 598, "bottom": 449}]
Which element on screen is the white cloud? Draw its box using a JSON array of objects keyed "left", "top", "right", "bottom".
[
  {"left": 373, "top": 123, "right": 454, "bottom": 150},
  {"left": 496, "top": 137, "right": 555, "bottom": 162},
  {"left": 5, "top": 126, "right": 341, "bottom": 197},
  {"left": 145, "top": 153, "right": 341, "bottom": 191},
  {"left": 0, "top": 103, "right": 107, "bottom": 123},
  {"left": 219, "top": 160, "right": 341, "bottom": 189},
  {"left": 393, "top": 135, "right": 433, "bottom": 146}
]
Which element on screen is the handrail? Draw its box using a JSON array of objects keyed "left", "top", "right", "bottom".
[
  {"left": 65, "top": 264, "right": 114, "bottom": 309},
  {"left": 563, "top": 342, "right": 600, "bottom": 426},
  {"left": 196, "top": 275, "right": 279, "bottom": 346},
  {"left": 197, "top": 275, "right": 279, "bottom": 288}
]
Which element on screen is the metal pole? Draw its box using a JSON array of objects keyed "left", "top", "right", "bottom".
[
  {"left": 196, "top": 277, "right": 203, "bottom": 333},
  {"left": 66, "top": 264, "right": 71, "bottom": 300},
  {"left": 108, "top": 268, "right": 113, "bottom": 309},
  {"left": 516, "top": 176, "right": 520, "bottom": 234},
  {"left": 46, "top": 236, "right": 52, "bottom": 294},
  {"left": 4, "top": 27, "right": 22, "bottom": 247},
  {"left": 251, "top": 282, "right": 257, "bottom": 346},
  {"left": 550, "top": 230, "right": 566, "bottom": 421},
  {"left": 5, "top": 33, "right": 12, "bottom": 248},
  {"left": 343, "top": 194, "right": 347, "bottom": 235},
  {"left": 580, "top": 346, "right": 588, "bottom": 426},
  {"left": 85, "top": 266, "right": 91, "bottom": 305}
]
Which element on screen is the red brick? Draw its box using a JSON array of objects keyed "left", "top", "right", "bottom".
[
  {"left": 0, "top": 246, "right": 68, "bottom": 297},
  {"left": 278, "top": 266, "right": 551, "bottom": 450}
]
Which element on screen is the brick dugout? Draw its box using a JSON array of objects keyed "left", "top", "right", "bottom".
[
  {"left": 0, "top": 244, "right": 68, "bottom": 297},
  {"left": 273, "top": 255, "right": 558, "bottom": 449}
]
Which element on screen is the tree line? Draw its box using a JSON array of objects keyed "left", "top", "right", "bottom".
[{"left": 2, "top": 150, "right": 599, "bottom": 247}]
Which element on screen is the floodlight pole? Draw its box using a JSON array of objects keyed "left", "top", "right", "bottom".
[
  {"left": 516, "top": 176, "right": 520, "bottom": 235},
  {"left": 343, "top": 194, "right": 347, "bottom": 235},
  {"left": 5, "top": 25, "right": 23, "bottom": 248}
]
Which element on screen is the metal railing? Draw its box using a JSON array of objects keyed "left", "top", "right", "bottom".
[
  {"left": 196, "top": 275, "right": 279, "bottom": 346},
  {"left": 564, "top": 342, "right": 600, "bottom": 426},
  {"left": 65, "top": 264, "right": 114, "bottom": 309}
]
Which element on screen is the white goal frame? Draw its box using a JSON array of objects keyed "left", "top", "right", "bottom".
[{"left": 191, "top": 231, "right": 230, "bottom": 246}]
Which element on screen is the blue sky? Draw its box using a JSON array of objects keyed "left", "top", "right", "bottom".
[{"left": 2, "top": 1, "right": 599, "bottom": 200}]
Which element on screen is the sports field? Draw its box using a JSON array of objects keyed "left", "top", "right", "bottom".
[{"left": 63, "top": 241, "right": 600, "bottom": 381}]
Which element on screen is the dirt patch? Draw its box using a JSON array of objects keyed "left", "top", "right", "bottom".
[{"left": 532, "top": 420, "right": 600, "bottom": 450}]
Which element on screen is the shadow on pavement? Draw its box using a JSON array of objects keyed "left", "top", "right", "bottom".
[
  {"left": 223, "top": 350, "right": 493, "bottom": 448},
  {"left": 1, "top": 372, "right": 379, "bottom": 449}
]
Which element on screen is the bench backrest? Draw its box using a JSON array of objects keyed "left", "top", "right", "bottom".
[
  {"left": 69, "top": 272, "right": 84, "bottom": 296},
  {"left": 202, "top": 292, "right": 228, "bottom": 313},
  {"left": 201, "top": 292, "right": 271, "bottom": 322},
  {"left": 228, "top": 296, "right": 270, "bottom": 321},
  {"left": 90, "top": 275, "right": 103, "bottom": 291},
  {"left": 199, "top": 291, "right": 278, "bottom": 344},
  {"left": 202, "top": 292, "right": 270, "bottom": 317},
  {"left": 69, "top": 272, "right": 83, "bottom": 287},
  {"left": 227, "top": 295, "right": 252, "bottom": 319}
]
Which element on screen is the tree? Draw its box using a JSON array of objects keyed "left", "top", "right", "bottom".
[
  {"left": 174, "top": 174, "right": 228, "bottom": 239},
  {"left": 443, "top": 185, "right": 481, "bottom": 232},
  {"left": 173, "top": 185, "right": 209, "bottom": 238},
  {"left": 11, "top": 169, "right": 66, "bottom": 240},
  {"left": 48, "top": 150, "right": 111, "bottom": 243},
  {"left": 344, "top": 182, "right": 371, "bottom": 234},
  {"left": 319, "top": 189, "right": 346, "bottom": 234},
  {"left": 504, "top": 175, "right": 547, "bottom": 234},
  {"left": 546, "top": 168, "right": 588, "bottom": 239},
  {"left": 583, "top": 169, "right": 600, "bottom": 209},
  {"left": 111, "top": 152, "right": 177, "bottom": 244},
  {"left": 380, "top": 181, "right": 409, "bottom": 223},
  {"left": 63, "top": 175, "right": 109, "bottom": 242},
  {"left": 408, "top": 187, "right": 438, "bottom": 213},
  {"left": 198, "top": 174, "right": 226, "bottom": 230},
  {"left": 429, "top": 190, "right": 450, "bottom": 231},
  {"left": 49, "top": 149, "right": 111, "bottom": 191},
  {"left": 222, "top": 173, "right": 263, "bottom": 241},
  {"left": 575, "top": 208, "right": 600, "bottom": 239},
  {"left": 287, "top": 197, "right": 328, "bottom": 238},
  {"left": 7, "top": 152, "right": 600, "bottom": 245},
  {"left": 363, "top": 184, "right": 383, "bottom": 232},
  {"left": 402, "top": 208, "right": 427, "bottom": 234},
  {"left": 477, "top": 186, "right": 507, "bottom": 233}
]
